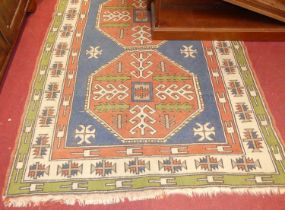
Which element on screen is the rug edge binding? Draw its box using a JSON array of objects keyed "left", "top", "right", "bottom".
[{"left": 3, "top": 187, "right": 285, "bottom": 207}]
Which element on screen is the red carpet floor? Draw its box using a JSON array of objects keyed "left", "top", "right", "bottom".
[{"left": 1, "top": 0, "right": 285, "bottom": 209}]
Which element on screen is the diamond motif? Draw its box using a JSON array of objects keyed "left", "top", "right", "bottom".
[{"left": 86, "top": 50, "right": 203, "bottom": 143}]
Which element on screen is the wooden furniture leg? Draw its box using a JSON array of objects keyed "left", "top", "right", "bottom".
[
  {"left": 153, "top": 0, "right": 161, "bottom": 27},
  {"left": 27, "top": 0, "right": 37, "bottom": 13},
  {"left": 147, "top": 0, "right": 152, "bottom": 10}
]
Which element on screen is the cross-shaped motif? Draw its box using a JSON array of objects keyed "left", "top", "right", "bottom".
[
  {"left": 125, "top": 158, "right": 150, "bottom": 174},
  {"left": 235, "top": 103, "right": 252, "bottom": 121},
  {"left": 159, "top": 157, "right": 187, "bottom": 173},
  {"left": 46, "top": 83, "right": 59, "bottom": 99},
  {"left": 32, "top": 135, "right": 50, "bottom": 158},
  {"left": 28, "top": 162, "right": 49, "bottom": 179},
  {"left": 229, "top": 80, "right": 244, "bottom": 97},
  {"left": 39, "top": 107, "right": 55, "bottom": 127},
  {"left": 55, "top": 42, "right": 68, "bottom": 56}
]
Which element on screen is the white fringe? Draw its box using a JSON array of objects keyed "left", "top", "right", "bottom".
[{"left": 3, "top": 187, "right": 285, "bottom": 207}]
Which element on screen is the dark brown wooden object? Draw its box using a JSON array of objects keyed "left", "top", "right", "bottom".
[
  {"left": 224, "top": 0, "right": 285, "bottom": 23},
  {"left": 150, "top": 0, "right": 285, "bottom": 40},
  {"left": 0, "top": 0, "right": 37, "bottom": 83}
]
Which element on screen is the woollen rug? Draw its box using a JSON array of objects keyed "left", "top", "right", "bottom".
[{"left": 3, "top": 0, "right": 285, "bottom": 207}]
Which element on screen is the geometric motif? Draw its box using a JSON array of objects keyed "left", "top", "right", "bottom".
[
  {"left": 180, "top": 45, "right": 198, "bottom": 58},
  {"left": 124, "top": 158, "right": 150, "bottom": 174},
  {"left": 91, "top": 160, "right": 116, "bottom": 177},
  {"left": 75, "top": 125, "right": 96, "bottom": 145},
  {"left": 28, "top": 163, "right": 50, "bottom": 179},
  {"left": 86, "top": 50, "right": 203, "bottom": 143},
  {"left": 133, "top": 9, "right": 149, "bottom": 23},
  {"left": 231, "top": 156, "right": 261, "bottom": 172},
  {"left": 39, "top": 107, "right": 55, "bottom": 127},
  {"left": 131, "top": 82, "right": 153, "bottom": 102},
  {"left": 243, "top": 129, "right": 263, "bottom": 152},
  {"left": 32, "top": 135, "right": 50, "bottom": 158},
  {"left": 193, "top": 123, "right": 216, "bottom": 141},
  {"left": 195, "top": 156, "right": 223, "bottom": 171},
  {"left": 96, "top": 0, "right": 164, "bottom": 48},
  {"left": 57, "top": 161, "right": 83, "bottom": 178},
  {"left": 86, "top": 46, "right": 102, "bottom": 59},
  {"left": 158, "top": 157, "right": 187, "bottom": 173}
]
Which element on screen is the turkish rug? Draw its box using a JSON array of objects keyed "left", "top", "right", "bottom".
[{"left": 3, "top": 0, "right": 285, "bottom": 207}]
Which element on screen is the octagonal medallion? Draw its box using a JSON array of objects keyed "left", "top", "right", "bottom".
[
  {"left": 86, "top": 50, "right": 204, "bottom": 143},
  {"left": 96, "top": 0, "right": 164, "bottom": 49}
]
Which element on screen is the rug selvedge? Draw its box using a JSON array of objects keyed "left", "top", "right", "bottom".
[{"left": 3, "top": 0, "right": 285, "bottom": 206}]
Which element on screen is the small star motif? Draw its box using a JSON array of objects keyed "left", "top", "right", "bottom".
[
  {"left": 180, "top": 45, "right": 198, "bottom": 58},
  {"left": 86, "top": 46, "right": 103, "bottom": 59}
]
